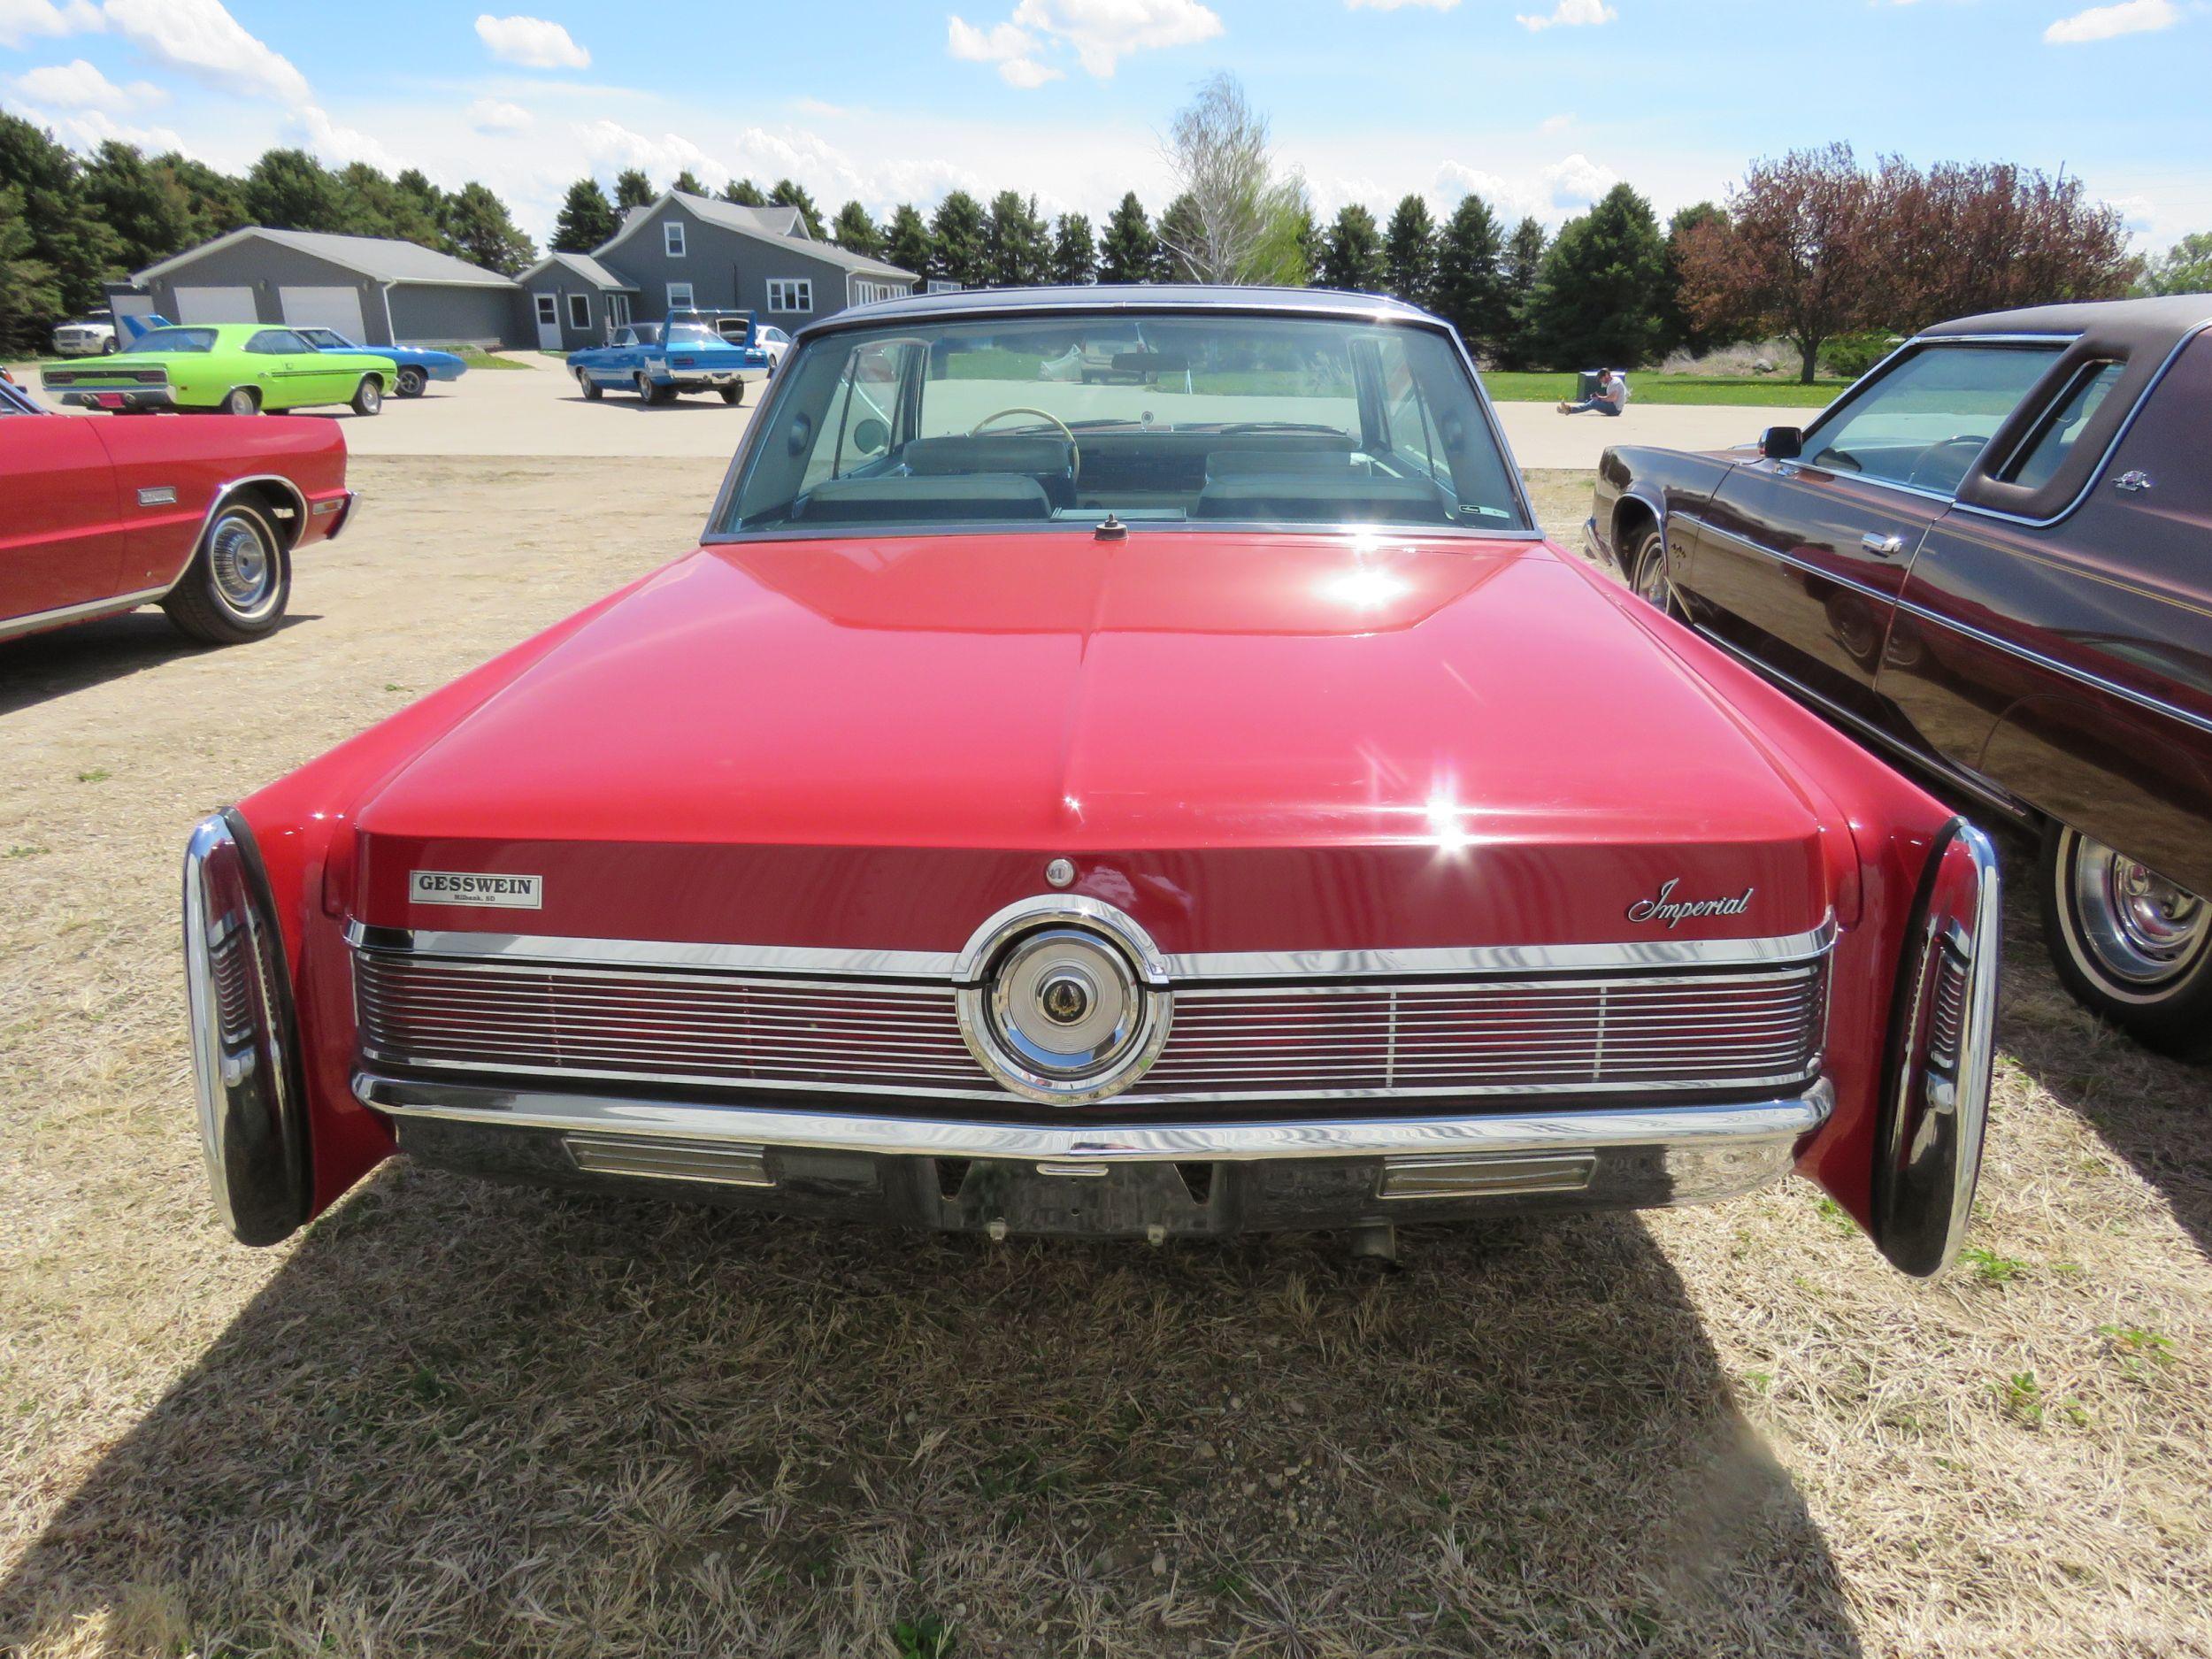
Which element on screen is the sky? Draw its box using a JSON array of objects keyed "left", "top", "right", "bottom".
[{"left": 1, "top": 0, "right": 2206, "bottom": 255}]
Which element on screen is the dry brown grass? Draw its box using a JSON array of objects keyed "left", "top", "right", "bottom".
[{"left": 1, "top": 462, "right": 2208, "bottom": 1658}]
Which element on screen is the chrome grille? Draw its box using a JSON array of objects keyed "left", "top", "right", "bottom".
[
  {"left": 1927, "top": 949, "right": 1970, "bottom": 1071},
  {"left": 354, "top": 945, "right": 1826, "bottom": 1104}
]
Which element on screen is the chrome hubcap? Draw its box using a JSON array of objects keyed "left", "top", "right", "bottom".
[
  {"left": 2072, "top": 837, "right": 2208, "bottom": 986},
  {"left": 1634, "top": 539, "right": 1671, "bottom": 608},
  {"left": 208, "top": 515, "right": 275, "bottom": 614}
]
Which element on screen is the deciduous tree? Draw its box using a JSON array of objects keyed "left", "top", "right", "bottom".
[
  {"left": 2139, "top": 231, "right": 2212, "bottom": 296},
  {"left": 0, "top": 181, "right": 63, "bottom": 356},
  {"left": 0, "top": 116, "right": 122, "bottom": 337},
  {"left": 1880, "top": 158, "right": 2136, "bottom": 329},
  {"left": 1098, "top": 192, "right": 1157, "bottom": 284},
  {"left": 80, "top": 141, "right": 195, "bottom": 273},
  {"left": 719, "top": 177, "right": 767, "bottom": 206},
  {"left": 442, "top": 181, "right": 535, "bottom": 274},
  {"left": 1383, "top": 193, "right": 1436, "bottom": 310},
  {"left": 672, "top": 169, "right": 706, "bottom": 196},
  {"left": 157, "top": 152, "right": 247, "bottom": 243},
  {"left": 1156, "top": 192, "right": 1203, "bottom": 281},
  {"left": 1158, "top": 72, "right": 1307, "bottom": 285},
  {"left": 551, "top": 177, "right": 618, "bottom": 251},
  {"left": 1656, "top": 201, "right": 1730, "bottom": 358},
  {"left": 243, "top": 147, "right": 346, "bottom": 231}
]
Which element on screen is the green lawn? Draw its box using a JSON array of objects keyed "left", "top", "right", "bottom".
[
  {"left": 1480, "top": 372, "right": 1850, "bottom": 407},
  {"left": 448, "top": 348, "right": 536, "bottom": 370}
]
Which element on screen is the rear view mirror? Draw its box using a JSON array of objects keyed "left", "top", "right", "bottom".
[{"left": 1761, "top": 426, "right": 1803, "bottom": 461}]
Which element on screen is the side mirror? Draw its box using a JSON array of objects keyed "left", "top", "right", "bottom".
[{"left": 1760, "top": 426, "right": 1803, "bottom": 461}]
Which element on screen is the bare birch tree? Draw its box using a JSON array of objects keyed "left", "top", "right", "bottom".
[{"left": 1159, "top": 73, "right": 1308, "bottom": 286}]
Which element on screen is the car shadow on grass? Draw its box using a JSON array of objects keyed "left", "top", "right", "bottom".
[
  {"left": 0, "top": 1169, "right": 1863, "bottom": 1656},
  {"left": 0, "top": 611, "right": 318, "bottom": 718}
]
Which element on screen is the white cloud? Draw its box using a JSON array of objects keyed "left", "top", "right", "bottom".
[
  {"left": 575, "top": 116, "right": 726, "bottom": 187},
  {"left": 296, "top": 104, "right": 403, "bottom": 171},
  {"left": 474, "top": 12, "right": 590, "bottom": 69},
  {"left": 2043, "top": 0, "right": 2178, "bottom": 42},
  {"left": 1543, "top": 151, "right": 1615, "bottom": 205},
  {"left": 1344, "top": 0, "right": 1459, "bottom": 9},
  {"left": 1539, "top": 111, "right": 1573, "bottom": 134},
  {"left": 15, "top": 100, "right": 180, "bottom": 153},
  {"left": 468, "top": 96, "right": 534, "bottom": 133},
  {"left": 0, "top": 0, "right": 99, "bottom": 49},
  {"left": 1427, "top": 150, "right": 1617, "bottom": 219},
  {"left": 7, "top": 57, "right": 161, "bottom": 112},
  {"left": 947, "top": 13, "right": 1062, "bottom": 84},
  {"left": 100, "top": 0, "right": 310, "bottom": 104},
  {"left": 948, "top": 0, "right": 1222, "bottom": 81},
  {"left": 1516, "top": 0, "right": 1617, "bottom": 29}
]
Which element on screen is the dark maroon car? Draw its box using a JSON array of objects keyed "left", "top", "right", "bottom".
[{"left": 1589, "top": 296, "right": 2212, "bottom": 1057}]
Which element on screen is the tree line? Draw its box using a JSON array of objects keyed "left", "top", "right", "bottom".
[{"left": 0, "top": 94, "right": 2172, "bottom": 374}]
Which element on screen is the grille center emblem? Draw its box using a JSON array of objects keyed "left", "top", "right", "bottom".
[{"left": 1038, "top": 971, "right": 1093, "bottom": 1025}]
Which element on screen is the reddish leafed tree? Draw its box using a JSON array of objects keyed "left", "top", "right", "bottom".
[
  {"left": 1676, "top": 143, "right": 1886, "bottom": 383},
  {"left": 1878, "top": 160, "right": 2139, "bottom": 331}
]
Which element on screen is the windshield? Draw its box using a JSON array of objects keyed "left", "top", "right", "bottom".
[
  {"left": 718, "top": 311, "right": 1528, "bottom": 535},
  {"left": 130, "top": 327, "right": 219, "bottom": 354}
]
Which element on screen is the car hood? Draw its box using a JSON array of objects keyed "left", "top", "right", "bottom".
[{"left": 351, "top": 532, "right": 1844, "bottom": 953}]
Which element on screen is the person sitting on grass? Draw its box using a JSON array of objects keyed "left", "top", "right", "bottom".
[{"left": 1558, "top": 368, "right": 1629, "bottom": 416}]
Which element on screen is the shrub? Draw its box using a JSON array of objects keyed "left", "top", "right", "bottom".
[{"left": 1821, "top": 331, "right": 1901, "bottom": 380}]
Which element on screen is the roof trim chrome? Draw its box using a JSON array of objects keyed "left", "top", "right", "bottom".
[{"left": 346, "top": 918, "right": 1837, "bottom": 982}]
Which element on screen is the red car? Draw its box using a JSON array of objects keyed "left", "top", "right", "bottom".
[
  {"left": 0, "top": 373, "right": 354, "bottom": 645},
  {"left": 182, "top": 288, "right": 1998, "bottom": 1278}
]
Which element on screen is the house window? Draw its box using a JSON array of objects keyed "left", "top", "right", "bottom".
[
  {"left": 664, "top": 220, "right": 686, "bottom": 257},
  {"left": 851, "top": 279, "right": 905, "bottom": 305},
  {"left": 926, "top": 279, "right": 962, "bottom": 294},
  {"left": 666, "top": 281, "right": 695, "bottom": 311},
  {"left": 534, "top": 294, "right": 557, "bottom": 323},
  {"left": 609, "top": 293, "right": 632, "bottom": 328},
  {"left": 766, "top": 278, "right": 813, "bottom": 314},
  {"left": 566, "top": 292, "right": 591, "bottom": 330}
]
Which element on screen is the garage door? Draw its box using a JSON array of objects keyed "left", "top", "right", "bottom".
[
  {"left": 279, "top": 285, "right": 368, "bottom": 341},
  {"left": 173, "top": 286, "right": 259, "bottom": 323}
]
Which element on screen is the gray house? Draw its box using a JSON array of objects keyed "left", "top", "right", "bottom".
[
  {"left": 513, "top": 250, "right": 640, "bottom": 350},
  {"left": 134, "top": 228, "right": 518, "bottom": 347},
  {"left": 572, "top": 191, "right": 916, "bottom": 338}
]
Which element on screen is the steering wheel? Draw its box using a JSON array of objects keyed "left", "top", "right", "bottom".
[
  {"left": 970, "top": 405, "right": 1081, "bottom": 480},
  {"left": 1906, "top": 436, "right": 1987, "bottom": 496}
]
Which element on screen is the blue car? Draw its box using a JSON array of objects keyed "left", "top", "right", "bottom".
[
  {"left": 569, "top": 310, "right": 772, "bottom": 405},
  {"left": 293, "top": 327, "right": 465, "bottom": 398},
  {"left": 118, "top": 313, "right": 466, "bottom": 399}
]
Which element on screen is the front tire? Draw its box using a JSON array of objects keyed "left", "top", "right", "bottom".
[
  {"left": 350, "top": 376, "right": 383, "bottom": 417},
  {"left": 162, "top": 499, "right": 289, "bottom": 645},
  {"left": 396, "top": 365, "right": 427, "bottom": 398},
  {"left": 1628, "top": 526, "right": 1683, "bottom": 620},
  {"left": 2041, "top": 824, "right": 2212, "bottom": 1060},
  {"left": 101, "top": 335, "right": 119, "bottom": 355},
  {"left": 577, "top": 369, "right": 603, "bottom": 401},
  {"left": 634, "top": 373, "right": 657, "bottom": 403}
]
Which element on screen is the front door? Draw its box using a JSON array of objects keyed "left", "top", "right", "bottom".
[
  {"left": 0, "top": 415, "right": 128, "bottom": 625},
  {"left": 535, "top": 294, "right": 563, "bottom": 351},
  {"left": 244, "top": 327, "right": 338, "bottom": 408},
  {"left": 1682, "top": 339, "right": 2067, "bottom": 725}
]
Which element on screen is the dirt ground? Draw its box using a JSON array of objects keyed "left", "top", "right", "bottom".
[{"left": 1, "top": 459, "right": 2208, "bottom": 1658}]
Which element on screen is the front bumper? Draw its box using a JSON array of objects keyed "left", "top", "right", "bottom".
[
  {"left": 354, "top": 1071, "right": 1832, "bottom": 1238},
  {"left": 1583, "top": 514, "right": 1625, "bottom": 575}
]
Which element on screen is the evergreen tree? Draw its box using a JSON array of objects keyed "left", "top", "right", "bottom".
[
  {"left": 0, "top": 181, "right": 63, "bottom": 356},
  {"left": 0, "top": 115, "right": 122, "bottom": 329},
  {"left": 1156, "top": 192, "right": 1203, "bottom": 280},
  {"left": 1097, "top": 192, "right": 1156, "bottom": 285},
  {"left": 1498, "top": 215, "right": 1549, "bottom": 370},
  {"left": 1318, "top": 204, "right": 1385, "bottom": 293},
  {"left": 769, "top": 179, "right": 826, "bottom": 240},
  {"left": 613, "top": 168, "right": 655, "bottom": 210},
  {"left": 1050, "top": 212, "right": 1096, "bottom": 285},
  {"left": 672, "top": 168, "right": 706, "bottom": 196},
  {"left": 987, "top": 190, "right": 1050, "bottom": 287},
  {"left": 551, "top": 177, "right": 619, "bottom": 251},
  {"left": 1527, "top": 182, "right": 1668, "bottom": 370},
  {"left": 928, "top": 190, "right": 989, "bottom": 288},
  {"left": 1432, "top": 194, "right": 1510, "bottom": 358},
  {"left": 156, "top": 152, "right": 247, "bottom": 242},
  {"left": 831, "top": 200, "right": 880, "bottom": 256},
  {"left": 80, "top": 141, "right": 195, "bottom": 273},
  {"left": 720, "top": 177, "right": 768, "bottom": 206},
  {"left": 883, "top": 203, "right": 933, "bottom": 277},
  {"left": 442, "top": 181, "right": 536, "bottom": 274},
  {"left": 243, "top": 147, "right": 346, "bottom": 231},
  {"left": 1382, "top": 193, "right": 1437, "bottom": 309},
  {"left": 1289, "top": 203, "right": 1321, "bottom": 288}
]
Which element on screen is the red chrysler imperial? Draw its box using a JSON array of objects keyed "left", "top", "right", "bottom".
[{"left": 183, "top": 288, "right": 1998, "bottom": 1275}]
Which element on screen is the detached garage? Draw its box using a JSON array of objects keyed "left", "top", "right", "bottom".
[{"left": 134, "top": 228, "right": 524, "bottom": 349}]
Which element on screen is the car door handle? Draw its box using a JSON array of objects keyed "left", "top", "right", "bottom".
[
  {"left": 2115, "top": 470, "right": 2154, "bottom": 494},
  {"left": 1861, "top": 533, "right": 1906, "bottom": 557}
]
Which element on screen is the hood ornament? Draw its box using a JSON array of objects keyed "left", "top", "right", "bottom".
[{"left": 1628, "top": 878, "right": 1754, "bottom": 928}]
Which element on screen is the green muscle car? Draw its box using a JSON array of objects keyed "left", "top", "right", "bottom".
[{"left": 42, "top": 323, "right": 399, "bottom": 417}]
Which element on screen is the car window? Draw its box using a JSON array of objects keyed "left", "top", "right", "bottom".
[
  {"left": 797, "top": 340, "right": 913, "bottom": 495},
  {"left": 247, "top": 329, "right": 310, "bottom": 355},
  {"left": 634, "top": 324, "right": 662, "bottom": 345},
  {"left": 1802, "top": 342, "right": 2062, "bottom": 496},
  {"left": 303, "top": 328, "right": 350, "bottom": 349},
  {"left": 1998, "top": 359, "right": 2125, "bottom": 491},
  {"left": 130, "top": 327, "right": 219, "bottom": 354},
  {"left": 1375, "top": 333, "right": 1448, "bottom": 486}
]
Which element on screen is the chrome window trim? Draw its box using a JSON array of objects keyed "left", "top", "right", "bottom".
[
  {"left": 355, "top": 1070, "right": 1832, "bottom": 1164},
  {"left": 346, "top": 917, "right": 1837, "bottom": 981}
]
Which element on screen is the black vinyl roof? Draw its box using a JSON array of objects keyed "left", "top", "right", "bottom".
[{"left": 1923, "top": 292, "right": 2212, "bottom": 346}]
